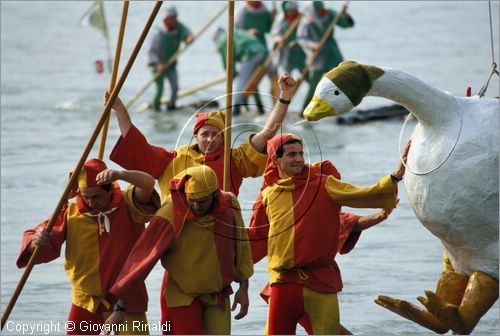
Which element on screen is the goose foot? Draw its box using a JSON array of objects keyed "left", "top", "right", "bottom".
[
  {"left": 375, "top": 295, "right": 449, "bottom": 334},
  {"left": 419, "top": 272, "right": 499, "bottom": 335}
]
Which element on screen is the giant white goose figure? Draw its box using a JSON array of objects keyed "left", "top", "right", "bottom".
[{"left": 303, "top": 61, "right": 499, "bottom": 334}]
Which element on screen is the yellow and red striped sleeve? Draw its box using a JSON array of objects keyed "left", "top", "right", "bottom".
[{"left": 325, "top": 175, "right": 397, "bottom": 209}]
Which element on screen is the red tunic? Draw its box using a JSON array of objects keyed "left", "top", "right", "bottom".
[
  {"left": 109, "top": 191, "right": 253, "bottom": 308},
  {"left": 109, "top": 124, "right": 267, "bottom": 202},
  {"left": 16, "top": 185, "right": 159, "bottom": 313},
  {"left": 248, "top": 164, "right": 396, "bottom": 293}
]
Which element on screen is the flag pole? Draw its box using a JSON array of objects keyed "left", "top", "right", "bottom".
[
  {"left": 80, "top": 0, "right": 113, "bottom": 71},
  {"left": 98, "top": 0, "right": 129, "bottom": 160},
  {"left": 98, "top": 0, "right": 114, "bottom": 72}
]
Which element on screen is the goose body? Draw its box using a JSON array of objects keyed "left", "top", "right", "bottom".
[
  {"left": 304, "top": 61, "right": 499, "bottom": 278},
  {"left": 303, "top": 61, "right": 499, "bottom": 333},
  {"left": 406, "top": 95, "right": 498, "bottom": 278}
]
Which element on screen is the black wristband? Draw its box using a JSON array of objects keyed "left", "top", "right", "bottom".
[
  {"left": 113, "top": 303, "right": 127, "bottom": 312},
  {"left": 279, "top": 97, "right": 291, "bottom": 105}
]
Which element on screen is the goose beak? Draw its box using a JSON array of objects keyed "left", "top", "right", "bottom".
[{"left": 303, "top": 96, "right": 336, "bottom": 121}]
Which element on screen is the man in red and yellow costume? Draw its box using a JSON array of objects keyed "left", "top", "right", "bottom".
[
  {"left": 247, "top": 134, "right": 406, "bottom": 334},
  {"left": 17, "top": 158, "right": 160, "bottom": 335},
  {"left": 104, "top": 165, "right": 253, "bottom": 335},
  {"left": 106, "top": 73, "right": 296, "bottom": 329},
  {"left": 107, "top": 73, "right": 297, "bottom": 202}
]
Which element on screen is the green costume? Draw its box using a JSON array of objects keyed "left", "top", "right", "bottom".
[
  {"left": 215, "top": 30, "right": 268, "bottom": 70},
  {"left": 271, "top": 1, "right": 306, "bottom": 73},
  {"left": 148, "top": 23, "right": 191, "bottom": 111},
  {"left": 235, "top": 4, "right": 273, "bottom": 50},
  {"left": 215, "top": 29, "right": 269, "bottom": 115},
  {"left": 297, "top": 1, "right": 354, "bottom": 113}
]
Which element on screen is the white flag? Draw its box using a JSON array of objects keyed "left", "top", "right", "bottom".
[
  {"left": 80, "top": 0, "right": 109, "bottom": 41},
  {"left": 80, "top": 0, "right": 113, "bottom": 72}
]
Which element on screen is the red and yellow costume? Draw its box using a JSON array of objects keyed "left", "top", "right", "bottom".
[
  {"left": 110, "top": 112, "right": 266, "bottom": 332},
  {"left": 109, "top": 166, "right": 253, "bottom": 335},
  {"left": 247, "top": 134, "right": 397, "bottom": 334},
  {"left": 16, "top": 159, "right": 159, "bottom": 335},
  {"left": 110, "top": 112, "right": 267, "bottom": 202}
]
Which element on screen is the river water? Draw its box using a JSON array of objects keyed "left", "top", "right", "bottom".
[{"left": 1, "top": 1, "right": 498, "bottom": 335}]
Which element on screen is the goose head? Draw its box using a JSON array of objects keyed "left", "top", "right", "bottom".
[{"left": 303, "top": 61, "right": 385, "bottom": 120}]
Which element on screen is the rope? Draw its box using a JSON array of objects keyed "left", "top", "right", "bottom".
[
  {"left": 398, "top": 96, "right": 463, "bottom": 175},
  {"left": 478, "top": 1, "right": 499, "bottom": 97}
]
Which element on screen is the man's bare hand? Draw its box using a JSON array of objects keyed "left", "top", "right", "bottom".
[
  {"left": 29, "top": 227, "right": 50, "bottom": 252},
  {"left": 104, "top": 90, "right": 126, "bottom": 113},
  {"left": 96, "top": 169, "right": 123, "bottom": 185},
  {"left": 393, "top": 140, "right": 411, "bottom": 180},
  {"left": 231, "top": 281, "right": 249, "bottom": 320},
  {"left": 278, "top": 73, "right": 297, "bottom": 100},
  {"left": 247, "top": 28, "right": 259, "bottom": 36}
]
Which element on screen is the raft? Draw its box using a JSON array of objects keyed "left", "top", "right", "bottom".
[{"left": 335, "top": 103, "right": 409, "bottom": 124}]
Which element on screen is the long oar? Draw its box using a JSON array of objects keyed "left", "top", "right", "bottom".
[
  {"left": 98, "top": 0, "right": 129, "bottom": 160},
  {"left": 223, "top": 0, "right": 235, "bottom": 192},
  {"left": 124, "top": 4, "right": 227, "bottom": 109},
  {"left": 134, "top": 74, "right": 226, "bottom": 112},
  {"left": 159, "top": 75, "right": 226, "bottom": 106},
  {"left": 290, "top": 1, "right": 350, "bottom": 98},
  {"left": 242, "top": 13, "right": 302, "bottom": 96},
  {"left": 0, "top": 2, "right": 163, "bottom": 329}
]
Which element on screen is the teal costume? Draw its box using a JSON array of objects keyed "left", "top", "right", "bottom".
[
  {"left": 215, "top": 29, "right": 269, "bottom": 115},
  {"left": 148, "top": 23, "right": 191, "bottom": 111},
  {"left": 297, "top": 1, "right": 354, "bottom": 113},
  {"left": 271, "top": 1, "right": 306, "bottom": 73},
  {"left": 235, "top": 4, "right": 273, "bottom": 50}
]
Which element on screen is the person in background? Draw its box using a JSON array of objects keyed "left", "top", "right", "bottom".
[
  {"left": 297, "top": 1, "right": 354, "bottom": 116},
  {"left": 148, "top": 6, "right": 194, "bottom": 112},
  {"left": 235, "top": 0, "right": 279, "bottom": 109},
  {"left": 103, "top": 166, "right": 253, "bottom": 335},
  {"left": 16, "top": 159, "right": 159, "bottom": 335},
  {"left": 247, "top": 134, "right": 407, "bottom": 334},
  {"left": 213, "top": 27, "right": 271, "bottom": 115},
  {"left": 271, "top": 1, "right": 306, "bottom": 76},
  {"left": 235, "top": 0, "right": 274, "bottom": 49}
]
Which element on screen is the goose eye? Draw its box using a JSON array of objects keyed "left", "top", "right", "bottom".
[{"left": 334, "top": 90, "right": 340, "bottom": 96}]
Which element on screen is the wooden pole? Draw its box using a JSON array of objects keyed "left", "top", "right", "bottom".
[
  {"left": 98, "top": 0, "right": 129, "bottom": 160},
  {"left": 134, "top": 75, "right": 226, "bottom": 113},
  {"left": 160, "top": 75, "right": 226, "bottom": 106},
  {"left": 0, "top": 2, "right": 163, "bottom": 329},
  {"left": 242, "top": 13, "right": 302, "bottom": 97},
  {"left": 291, "top": 1, "right": 350, "bottom": 98},
  {"left": 124, "top": 4, "right": 227, "bottom": 109},
  {"left": 223, "top": 0, "right": 234, "bottom": 192}
]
